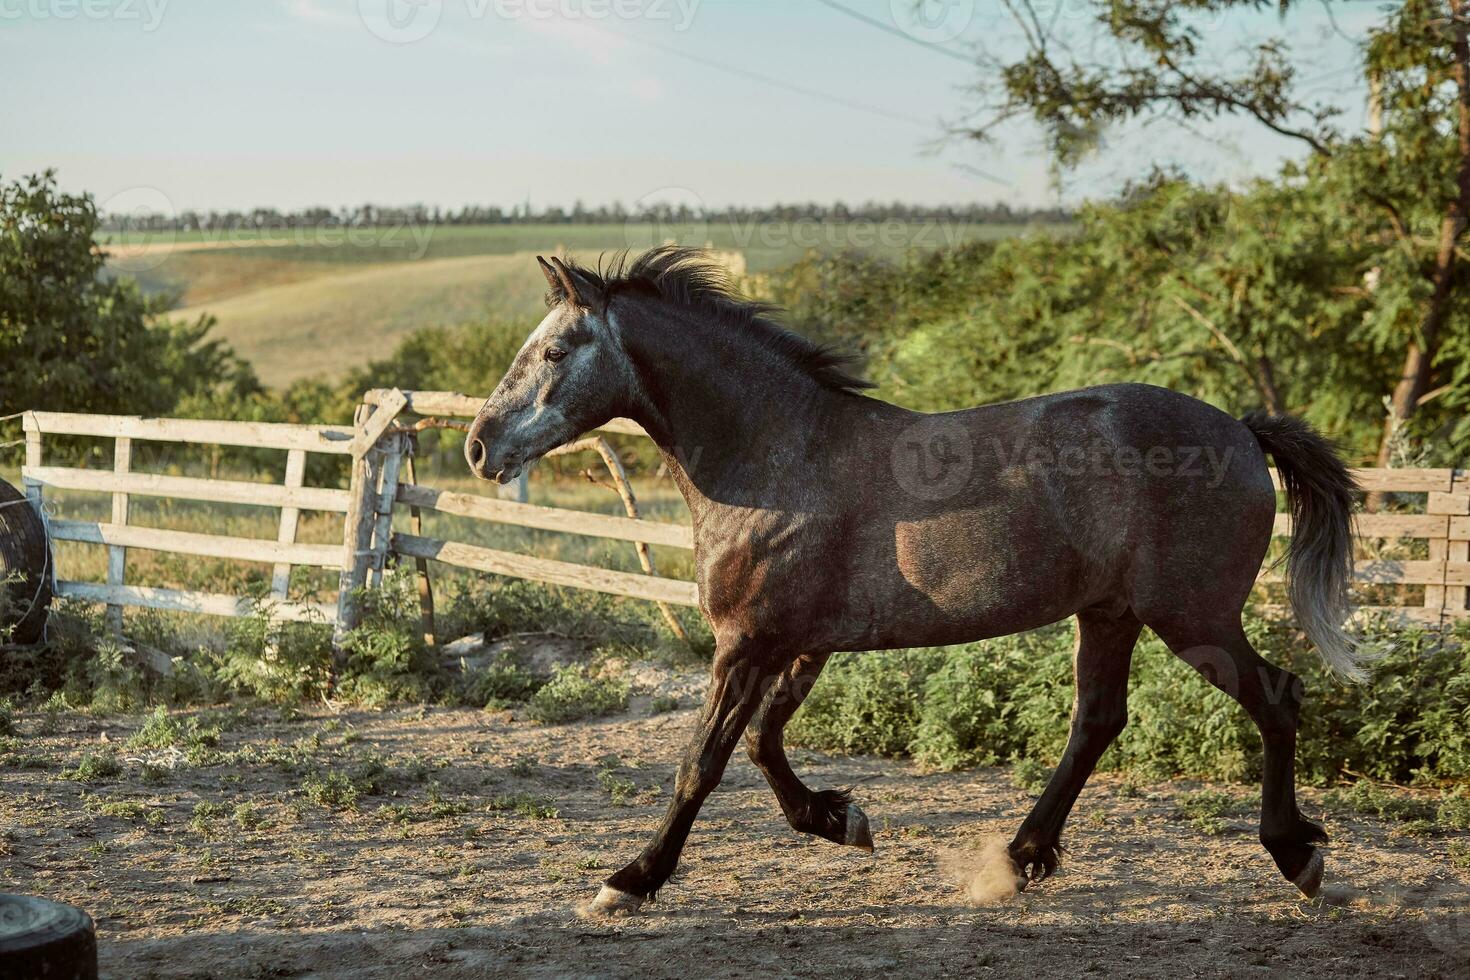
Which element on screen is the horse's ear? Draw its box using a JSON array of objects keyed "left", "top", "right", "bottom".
[
  {"left": 549, "top": 256, "right": 588, "bottom": 309},
  {"left": 536, "top": 255, "right": 560, "bottom": 297}
]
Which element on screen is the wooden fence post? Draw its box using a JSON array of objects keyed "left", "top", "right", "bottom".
[
  {"left": 106, "top": 437, "right": 132, "bottom": 632},
  {"left": 333, "top": 391, "right": 407, "bottom": 660},
  {"left": 22, "top": 416, "right": 42, "bottom": 512},
  {"left": 271, "top": 449, "right": 307, "bottom": 602},
  {"left": 369, "top": 434, "right": 405, "bottom": 590},
  {"left": 402, "top": 454, "right": 437, "bottom": 648},
  {"left": 1427, "top": 473, "right": 1470, "bottom": 624}
]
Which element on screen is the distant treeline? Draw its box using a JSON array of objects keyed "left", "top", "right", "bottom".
[{"left": 99, "top": 200, "right": 1072, "bottom": 232}]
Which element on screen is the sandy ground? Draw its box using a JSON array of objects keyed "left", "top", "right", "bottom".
[{"left": 2, "top": 686, "right": 1467, "bottom": 979}]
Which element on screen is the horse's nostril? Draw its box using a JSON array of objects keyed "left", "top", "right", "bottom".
[{"left": 467, "top": 438, "right": 486, "bottom": 467}]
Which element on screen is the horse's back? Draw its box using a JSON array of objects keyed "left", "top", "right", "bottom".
[{"left": 827, "top": 384, "right": 1276, "bottom": 648}]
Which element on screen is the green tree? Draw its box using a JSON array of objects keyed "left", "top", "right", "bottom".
[
  {"left": 967, "top": 0, "right": 1470, "bottom": 466},
  {"left": 0, "top": 171, "right": 257, "bottom": 419}
]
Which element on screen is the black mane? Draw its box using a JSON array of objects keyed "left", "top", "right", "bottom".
[{"left": 550, "top": 246, "right": 873, "bottom": 395}]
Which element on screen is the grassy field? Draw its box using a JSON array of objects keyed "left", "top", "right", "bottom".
[
  {"left": 103, "top": 221, "right": 1032, "bottom": 272},
  {"left": 167, "top": 253, "right": 551, "bottom": 386},
  {"left": 103, "top": 222, "right": 1043, "bottom": 388}
]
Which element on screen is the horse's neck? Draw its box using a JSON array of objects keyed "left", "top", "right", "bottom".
[{"left": 619, "top": 306, "right": 843, "bottom": 512}]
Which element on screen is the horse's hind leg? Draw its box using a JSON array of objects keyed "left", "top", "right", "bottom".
[
  {"left": 1149, "top": 616, "right": 1327, "bottom": 898},
  {"left": 745, "top": 652, "right": 874, "bottom": 851},
  {"left": 1009, "top": 608, "right": 1141, "bottom": 884}
]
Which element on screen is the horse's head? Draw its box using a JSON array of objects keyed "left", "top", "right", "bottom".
[{"left": 464, "top": 256, "right": 634, "bottom": 483}]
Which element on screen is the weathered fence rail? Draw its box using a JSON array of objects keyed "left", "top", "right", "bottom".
[
  {"left": 21, "top": 408, "right": 368, "bottom": 628},
  {"left": 1265, "top": 467, "right": 1469, "bottom": 625},
  {"left": 13, "top": 393, "right": 1469, "bottom": 642}
]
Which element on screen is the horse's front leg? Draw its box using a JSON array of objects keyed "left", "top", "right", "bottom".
[
  {"left": 745, "top": 652, "right": 874, "bottom": 851},
  {"left": 590, "top": 638, "right": 781, "bottom": 915}
]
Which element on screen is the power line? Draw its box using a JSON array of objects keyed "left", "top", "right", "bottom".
[
  {"left": 813, "top": 0, "right": 975, "bottom": 64},
  {"left": 955, "top": 163, "right": 1012, "bottom": 187},
  {"left": 587, "top": 23, "right": 925, "bottom": 127}
]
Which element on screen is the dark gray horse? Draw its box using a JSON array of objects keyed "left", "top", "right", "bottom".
[{"left": 465, "top": 248, "right": 1367, "bottom": 914}]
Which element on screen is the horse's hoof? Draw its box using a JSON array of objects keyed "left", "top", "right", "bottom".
[
  {"left": 1292, "top": 848, "right": 1325, "bottom": 899},
  {"left": 581, "top": 885, "right": 646, "bottom": 918},
  {"left": 844, "top": 803, "right": 875, "bottom": 852}
]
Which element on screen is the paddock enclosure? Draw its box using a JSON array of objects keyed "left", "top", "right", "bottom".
[
  {"left": 6, "top": 394, "right": 1470, "bottom": 977},
  {"left": 13, "top": 392, "right": 1470, "bottom": 636}
]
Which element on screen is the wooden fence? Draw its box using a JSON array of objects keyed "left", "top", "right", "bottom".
[
  {"left": 19, "top": 397, "right": 405, "bottom": 634},
  {"left": 14, "top": 392, "right": 1469, "bottom": 642},
  {"left": 1268, "top": 467, "right": 1469, "bottom": 626},
  {"left": 358, "top": 390, "right": 698, "bottom": 634}
]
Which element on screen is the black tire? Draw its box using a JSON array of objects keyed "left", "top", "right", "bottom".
[
  {"left": 0, "top": 477, "right": 54, "bottom": 646},
  {"left": 0, "top": 895, "right": 97, "bottom": 980}
]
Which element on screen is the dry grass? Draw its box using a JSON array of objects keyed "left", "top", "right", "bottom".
[{"left": 169, "top": 253, "right": 550, "bottom": 387}]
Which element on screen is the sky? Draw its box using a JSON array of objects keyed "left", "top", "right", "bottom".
[{"left": 0, "top": 0, "right": 1382, "bottom": 214}]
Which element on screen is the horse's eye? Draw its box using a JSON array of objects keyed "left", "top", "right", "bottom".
[{"left": 545, "top": 347, "right": 568, "bottom": 363}]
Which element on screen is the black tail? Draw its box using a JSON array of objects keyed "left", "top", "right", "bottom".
[{"left": 1242, "top": 412, "right": 1374, "bottom": 682}]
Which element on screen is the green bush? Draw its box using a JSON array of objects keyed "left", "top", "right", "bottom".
[
  {"left": 790, "top": 612, "right": 1470, "bottom": 787},
  {"left": 526, "top": 666, "right": 629, "bottom": 724},
  {"left": 465, "top": 658, "right": 543, "bottom": 708},
  {"left": 126, "top": 705, "right": 220, "bottom": 751},
  {"left": 64, "top": 750, "right": 121, "bottom": 783},
  {"left": 301, "top": 771, "right": 363, "bottom": 811},
  {"left": 785, "top": 649, "right": 938, "bottom": 757}
]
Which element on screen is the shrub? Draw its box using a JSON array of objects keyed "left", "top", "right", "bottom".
[
  {"left": 464, "top": 658, "right": 542, "bottom": 708},
  {"left": 206, "top": 608, "right": 335, "bottom": 704},
  {"left": 789, "top": 611, "right": 1470, "bottom": 786},
  {"left": 301, "top": 771, "right": 362, "bottom": 811},
  {"left": 65, "top": 751, "right": 121, "bottom": 783},
  {"left": 787, "top": 649, "right": 941, "bottom": 757},
  {"left": 127, "top": 706, "right": 221, "bottom": 752},
  {"left": 487, "top": 792, "right": 559, "bottom": 819},
  {"left": 526, "top": 666, "right": 628, "bottom": 724}
]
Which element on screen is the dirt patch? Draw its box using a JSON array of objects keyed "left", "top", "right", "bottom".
[{"left": 1, "top": 685, "right": 1466, "bottom": 979}]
